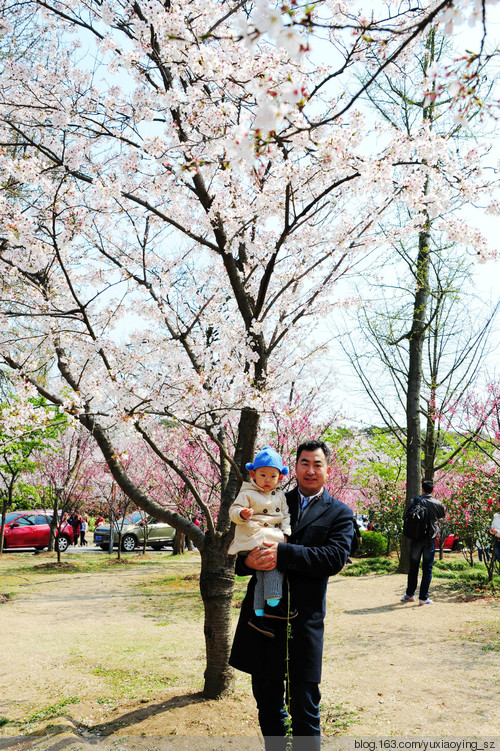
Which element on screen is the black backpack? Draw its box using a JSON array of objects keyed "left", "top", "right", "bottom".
[{"left": 403, "top": 497, "right": 430, "bottom": 541}]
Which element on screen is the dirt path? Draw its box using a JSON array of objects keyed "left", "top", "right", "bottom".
[{"left": 1, "top": 556, "right": 499, "bottom": 746}]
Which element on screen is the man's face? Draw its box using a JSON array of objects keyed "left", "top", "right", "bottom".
[{"left": 295, "top": 449, "right": 331, "bottom": 497}]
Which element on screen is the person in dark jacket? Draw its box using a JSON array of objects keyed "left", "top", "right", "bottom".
[
  {"left": 68, "top": 511, "right": 81, "bottom": 547},
  {"left": 229, "top": 440, "right": 354, "bottom": 751},
  {"left": 401, "top": 479, "right": 446, "bottom": 606}
]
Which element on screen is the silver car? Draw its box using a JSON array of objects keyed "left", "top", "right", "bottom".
[{"left": 94, "top": 510, "right": 176, "bottom": 552}]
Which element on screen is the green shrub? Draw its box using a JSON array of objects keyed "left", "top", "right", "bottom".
[
  {"left": 434, "top": 559, "right": 469, "bottom": 572},
  {"left": 342, "top": 557, "right": 397, "bottom": 577},
  {"left": 459, "top": 570, "right": 490, "bottom": 585},
  {"left": 432, "top": 570, "right": 457, "bottom": 580},
  {"left": 358, "top": 531, "right": 387, "bottom": 557}
]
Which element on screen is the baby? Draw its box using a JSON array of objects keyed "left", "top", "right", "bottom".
[{"left": 229, "top": 446, "right": 297, "bottom": 637}]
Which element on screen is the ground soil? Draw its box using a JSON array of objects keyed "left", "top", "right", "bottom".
[{"left": 1, "top": 552, "right": 499, "bottom": 748}]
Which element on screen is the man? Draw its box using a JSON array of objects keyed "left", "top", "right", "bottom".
[
  {"left": 402, "top": 479, "right": 445, "bottom": 606},
  {"left": 229, "top": 440, "right": 354, "bottom": 750},
  {"left": 489, "top": 511, "right": 500, "bottom": 565}
]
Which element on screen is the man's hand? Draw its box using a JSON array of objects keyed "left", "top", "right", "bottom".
[{"left": 245, "top": 542, "right": 278, "bottom": 570}]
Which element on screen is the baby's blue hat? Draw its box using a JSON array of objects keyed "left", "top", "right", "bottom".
[{"left": 246, "top": 446, "right": 289, "bottom": 475}]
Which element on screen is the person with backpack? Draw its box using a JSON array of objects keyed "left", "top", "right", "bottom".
[{"left": 401, "top": 479, "right": 445, "bottom": 606}]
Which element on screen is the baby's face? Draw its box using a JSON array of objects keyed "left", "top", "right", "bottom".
[{"left": 251, "top": 466, "right": 282, "bottom": 492}]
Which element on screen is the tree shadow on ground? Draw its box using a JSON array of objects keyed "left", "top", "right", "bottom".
[
  {"left": 84, "top": 692, "right": 206, "bottom": 737},
  {"left": 343, "top": 581, "right": 474, "bottom": 614},
  {"left": 0, "top": 693, "right": 207, "bottom": 750},
  {"left": 344, "top": 602, "right": 406, "bottom": 615}
]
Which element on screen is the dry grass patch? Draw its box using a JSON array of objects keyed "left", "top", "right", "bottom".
[
  {"left": 33, "top": 561, "right": 81, "bottom": 572},
  {"left": 102, "top": 557, "right": 136, "bottom": 566}
]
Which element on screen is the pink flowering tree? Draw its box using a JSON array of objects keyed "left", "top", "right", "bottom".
[
  {"left": 261, "top": 399, "right": 361, "bottom": 509},
  {"left": 126, "top": 423, "right": 223, "bottom": 553},
  {"left": 33, "top": 426, "right": 105, "bottom": 558},
  {"left": 345, "top": 429, "right": 407, "bottom": 555},
  {"left": 430, "top": 396, "right": 500, "bottom": 568},
  {"left": 0, "top": 1, "right": 499, "bottom": 696},
  {"left": 312, "top": 426, "right": 366, "bottom": 512},
  {"left": 448, "top": 471, "right": 499, "bottom": 576}
]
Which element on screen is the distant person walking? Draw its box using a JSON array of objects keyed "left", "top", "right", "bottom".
[
  {"left": 69, "top": 512, "right": 81, "bottom": 547},
  {"left": 476, "top": 536, "right": 490, "bottom": 563},
  {"left": 490, "top": 512, "right": 500, "bottom": 567},
  {"left": 80, "top": 515, "right": 88, "bottom": 546},
  {"left": 401, "top": 479, "right": 445, "bottom": 606}
]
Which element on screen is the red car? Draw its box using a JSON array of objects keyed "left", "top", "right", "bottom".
[
  {"left": 435, "top": 533, "right": 460, "bottom": 552},
  {"left": 1, "top": 511, "right": 74, "bottom": 552}
]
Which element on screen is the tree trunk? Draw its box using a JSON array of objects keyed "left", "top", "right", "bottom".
[
  {"left": 173, "top": 530, "right": 185, "bottom": 555},
  {"left": 400, "top": 33, "right": 438, "bottom": 574},
  {"left": 400, "top": 215, "right": 431, "bottom": 574},
  {"left": 422, "top": 395, "right": 437, "bottom": 481},
  {"left": 49, "top": 493, "right": 58, "bottom": 553},
  {"left": 219, "top": 407, "right": 260, "bottom": 518},
  {"left": 199, "top": 531, "right": 236, "bottom": 698},
  {"left": 1, "top": 474, "right": 19, "bottom": 554},
  {"left": 0, "top": 494, "right": 7, "bottom": 554},
  {"left": 200, "top": 405, "right": 260, "bottom": 698}
]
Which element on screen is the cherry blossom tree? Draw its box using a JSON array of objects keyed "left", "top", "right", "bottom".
[
  {"left": 0, "top": 386, "right": 66, "bottom": 552},
  {"left": 0, "top": 0, "right": 498, "bottom": 696},
  {"left": 34, "top": 425, "right": 101, "bottom": 556}
]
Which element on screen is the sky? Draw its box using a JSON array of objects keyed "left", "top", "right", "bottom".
[{"left": 322, "top": 3, "right": 500, "bottom": 428}]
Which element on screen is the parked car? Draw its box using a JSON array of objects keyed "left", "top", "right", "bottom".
[
  {"left": 0, "top": 511, "right": 74, "bottom": 552},
  {"left": 436, "top": 533, "right": 460, "bottom": 552},
  {"left": 93, "top": 510, "right": 176, "bottom": 552}
]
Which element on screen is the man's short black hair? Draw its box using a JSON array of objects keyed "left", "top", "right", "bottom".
[
  {"left": 296, "top": 440, "right": 331, "bottom": 465},
  {"left": 422, "top": 479, "right": 434, "bottom": 494}
]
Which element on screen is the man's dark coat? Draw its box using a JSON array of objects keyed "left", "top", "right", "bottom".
[{"left": 229, "top": 486, "right": 354, "bottom": 683}]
